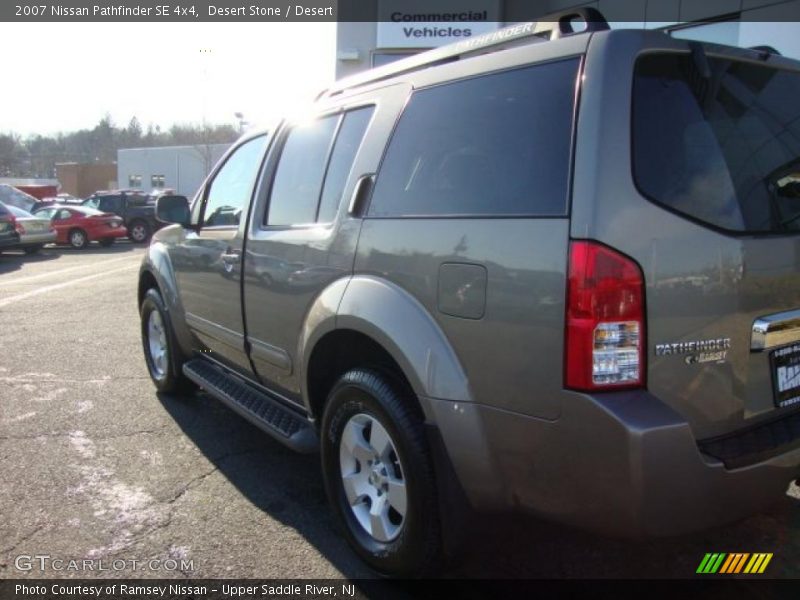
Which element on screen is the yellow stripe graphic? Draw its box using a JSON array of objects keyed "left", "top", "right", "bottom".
[
  {"left": 758, "top": 553, "right": 773, "bottom": 574},
  {"left": 734, "top": 553, "right": 750, "bottom": 573},
  {"left": 744, "top": 554, "right": 760, "bottom": 573},
  {"left": 719, "top": 554, "right": 736, "bottom": 574}
]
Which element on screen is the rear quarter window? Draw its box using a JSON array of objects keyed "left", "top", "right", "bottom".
[
  {"left": 633, "top": 52, "right": 800, "bottom": 234},
  {"left": 368, "top": 58, "right": 580, "bottom": 218}
]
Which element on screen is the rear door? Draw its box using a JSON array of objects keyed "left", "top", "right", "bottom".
[
  {"left": 574, "top": 31, "right": 800, "bottom": 439},
  {"left": 242, "top": 85, "right": 405, "bottom": 402}
]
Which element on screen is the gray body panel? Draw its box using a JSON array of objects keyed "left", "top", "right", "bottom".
[{"left": 354, "top": 218, "right": 569, "bottom": 419}]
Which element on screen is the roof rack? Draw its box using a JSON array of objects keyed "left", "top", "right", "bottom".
[{"left": 320, "top": 7, "right": 609, "bottom": 99}]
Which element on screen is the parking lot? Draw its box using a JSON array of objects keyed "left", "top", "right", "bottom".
[{"left": 2, "top": 243, "right": 800, "bottom": 580}]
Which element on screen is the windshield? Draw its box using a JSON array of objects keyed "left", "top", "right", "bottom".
[
  {"left": 0, "top": 184, "right": 37, "bottom": 212},
  {"left": 633, "top": 52, "right": 800, "bottom": 234},
  {"left": 7, "top": 205, "right": 34, "bottom": 218}
]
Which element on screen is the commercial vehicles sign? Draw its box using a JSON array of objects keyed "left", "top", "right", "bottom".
[{"left": 377, "top": 0, "right": 500, "bottom": 48}]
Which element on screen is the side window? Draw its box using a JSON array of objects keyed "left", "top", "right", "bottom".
[
  {"left": 266, "top": 116, "right": 338, "bottom": 226},
  {"left": 368, "top": 59, "right": 580, "bottom": 217},
  {"left": 203, "top": 136, "right": 267, "bottom": 227},
  {"left": 84, "top": 197, "right": 99, "bottom": 209},
  {"left": 37, "top": 208, "right": 56, "bottom": 220},
  {"left": 56, "top": 209, "right": 72, "bottom": 220},
  {"left": 317, "top": 107, "right": 374, "bottom": 223},
  {"left": 100, "top": 197, "right": 122, "bottom": 213}
]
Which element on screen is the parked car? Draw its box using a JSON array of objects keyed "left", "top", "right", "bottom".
[
  {"left": 4, "top": 204, "right": 57, "bottom": 254},
  {"left": 0, "top": 202, "right": 20, "bottom": 252},
  {"left": 33, "top": 205, "right": 127, "bottom": 249},
  {"left": 0, "top": 184, "right": 49, "bottom": 213},
  {"left": 83, "top": 191, "right": 163, "bottom": 243},
  {"left": 138, "top": 10, "right": 800, "bottom": 576}
]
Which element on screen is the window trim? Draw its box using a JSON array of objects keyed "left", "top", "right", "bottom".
[
  {"left": 258, "top": 104, "right": 377, "bottom": 231},
  {"left": 260, "top": 112, "right": 342, "bottom": 229},
  {"left": 197, "top": 134, "right": 269, "bottom": 230},
  {"left": 630, "top": 49, "right": 800, "bottom": 238},
  {"left": 363, "top": 56, "right": 583, "bottom": 220}
]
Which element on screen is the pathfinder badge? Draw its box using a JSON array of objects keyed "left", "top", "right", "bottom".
[{"left": 655, "top": 338, "right": 731, "bottom": 365}]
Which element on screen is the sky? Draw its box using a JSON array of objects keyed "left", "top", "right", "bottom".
[{"left": 0, "top": 22, "right": 336, "bottom": 136}]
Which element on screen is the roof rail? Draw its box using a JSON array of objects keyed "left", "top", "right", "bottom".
[{"left": 320, "top": 7, "right": 609, "bottom": 99}]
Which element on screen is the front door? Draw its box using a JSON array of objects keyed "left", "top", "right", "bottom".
[{"left": 172, "top": 134, "right": 268, "bottom": 372}]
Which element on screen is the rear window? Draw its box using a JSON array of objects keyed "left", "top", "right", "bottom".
[
  {"left": 633, "top": 52, "right": 800, "bottom": 234},
  {"left": 368, "top": 58, "right": 579, "bottom": 217},
  {"left": 71, "top": 206, "right": 105, "bottom": 216}
]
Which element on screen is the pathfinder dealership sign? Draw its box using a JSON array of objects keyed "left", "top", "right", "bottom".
[{"left": 377, "top": 0, "right": 500, "bottom": 48}]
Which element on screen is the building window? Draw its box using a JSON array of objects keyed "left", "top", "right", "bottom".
[
  {"left": 128, "top": 175, "right": 142, "bottom": 188},
  {"left": 151, "top": 175, "right": 165, "bottom": 188}
]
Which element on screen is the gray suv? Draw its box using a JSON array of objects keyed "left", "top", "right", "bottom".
[{"left": 138, "top": 9, "right": 800, "bottom": 576}]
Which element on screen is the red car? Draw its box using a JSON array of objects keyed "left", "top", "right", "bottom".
[{"left": 32, "top": 205, "right": 128, "bottom": 249}]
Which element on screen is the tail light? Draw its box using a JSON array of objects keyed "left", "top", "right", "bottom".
[
  {"left": 565, "top": 240, "right": 646, "bottom": 391},
  {"left": 14, "top": 222, "right": 25, "bottom": 234}
]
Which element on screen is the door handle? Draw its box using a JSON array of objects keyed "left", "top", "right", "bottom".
[
  {"left": 348, "top": 173, "right": 375, "bottom": 216},
  {"left": 221, "top": 250, "right": 241, "bottom": 264}
]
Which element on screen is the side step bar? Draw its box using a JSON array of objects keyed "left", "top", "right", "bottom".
[{"left": 183, "top": 359, "right": 318, "bottom": 454}]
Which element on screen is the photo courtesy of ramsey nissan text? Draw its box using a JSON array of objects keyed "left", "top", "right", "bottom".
[{"left": 3, "top": 0, "right": 800, "bottom": 598}]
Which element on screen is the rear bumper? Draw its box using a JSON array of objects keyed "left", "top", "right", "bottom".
[
  {"left": 428, "top": 390, "right": 800, "bottom": 537},
  {"left": 18, "top": 232, "right": 57, "bottom": 246},
  {"left": 91, "top": 227, "right": 128, "bottom": 240}
]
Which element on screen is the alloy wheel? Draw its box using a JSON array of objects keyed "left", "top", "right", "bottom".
[{"left": 339, "top": 413, "right": 407, "bottom": 543}]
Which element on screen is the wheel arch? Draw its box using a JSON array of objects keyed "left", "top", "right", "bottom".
[
  {"left": 302, "top": 275, "right": 473, "bottom": 423},
  {"left": 138, "top": 241, "right": 193, "bottom": 357}
]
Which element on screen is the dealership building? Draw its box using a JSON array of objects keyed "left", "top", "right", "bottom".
[
  {"left": 336, "top": 0, "right": 800, "bottom": 79},
  {"left": 116, "top": 143, "right": 230, "bottom": 198}
]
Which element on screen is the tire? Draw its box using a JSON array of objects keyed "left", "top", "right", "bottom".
[
  {"left": 68, "top": 228, "right": 88, "bottom": 249},
  {"left": 24, "top": 245, "right": 42, "bottom": 255},
  {"left": 140, "top": 287, "right": 195, "bottom": 394},
  {"left": 99, "top": 238, "right": 115, "bottom": 247},
  {"left": 129, "top": 220, "right": 151, "bottom": 244},
  {"left": 321, "top": 368, "right": 442, "bottom": 577}
]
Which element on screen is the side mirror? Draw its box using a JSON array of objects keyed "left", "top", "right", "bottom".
[{"left": 156, "top": 195, "right": 191, "bottom": 226}]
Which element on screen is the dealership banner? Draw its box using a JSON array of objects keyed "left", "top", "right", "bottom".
[
  {"left": 376, "top": 0, "right": 500, "bottom": 48},
  {"left": 3, "top": 0, "right": 800, "bottom": 22}
]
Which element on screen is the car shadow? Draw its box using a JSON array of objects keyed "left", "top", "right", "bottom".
[
  {"left": 51, "top": 240, "right": 143, "bottom": 254},
  {"left": 156, "top": 390, "right": 800, "bottom": 581},
  {"left": 156, "top": 390, "right": 378, "bottom": 581},
  {"left": 0, "top": 248, "right": 60, "bottom": 274}
]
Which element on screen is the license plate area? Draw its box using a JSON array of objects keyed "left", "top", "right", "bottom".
[{"left": 771, "top": 343, "right": 800, "bottom": 408}]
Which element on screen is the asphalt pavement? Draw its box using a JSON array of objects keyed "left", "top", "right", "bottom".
[{"left": 1, "top": 243, "right": 800, "bottom": 581}]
